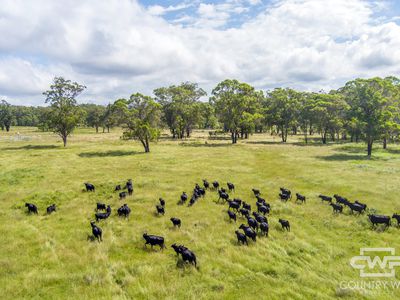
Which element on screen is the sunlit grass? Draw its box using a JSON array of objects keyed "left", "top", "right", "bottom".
[{"left": 0, "top": 127, "right": 400, "bottom": 299}]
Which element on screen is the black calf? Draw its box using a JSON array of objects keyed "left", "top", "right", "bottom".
[
  {"left": 296, "top": 193, "right": 306, "bottom": 203},
  {"left": 25, "top": 203, "right": 38, "bottom": 214},
  {"left": 90, "top": 221, "right": 102, "bottom": 242},
  {"left": 156, "top": 205, "right": 165, "bottom": 215},
  {"left": 46, "top": 204, "right": 56, "bottom": 214},
  {"left": 279, "top": 219, "right": 290, "bottom": 231},
  {"left": 227, "top": 182, "right": 235, "bottom": 192},
  {"left": 84, "top": 183, "right": 95, "bottom": 192},
  {"left": 170, "top": 217, "right": 181, "bottom": 228},
  {"left": 119, "top": 192, "right": 127, "bottom": 200},
  {"left": 330, "top": 203, "right": 343, "bottom": 214}
]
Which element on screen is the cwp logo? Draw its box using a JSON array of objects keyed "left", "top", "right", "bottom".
[{"left": 350, "top": 248, "right": 400, "bottom": 278}]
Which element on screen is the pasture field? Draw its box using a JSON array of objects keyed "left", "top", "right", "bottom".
[{"left": 1, "top": 127, "right": 400, "bottom": 300}]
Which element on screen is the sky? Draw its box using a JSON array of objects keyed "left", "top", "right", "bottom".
[{"left": 1, "top": 0, "right": 400, "bottom": 106}]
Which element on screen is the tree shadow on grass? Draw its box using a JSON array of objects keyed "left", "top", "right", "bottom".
[
  {"left": 78, "top": 150, "right": 143, "bottom": 157},
  {"left": 316, "top": 153, "right": 375, "bottom": 161},
  {"left": 1, "top": 144, "right": 59, "bottom": 150},
  {"left": 179, "top": 142, "right": 231, "bottom": 148}
]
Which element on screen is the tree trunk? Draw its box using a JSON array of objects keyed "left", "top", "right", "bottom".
[
  {"left": 367, "top": 139, "right": 373, "bottom": 157},
  {"left": 245, "top": 132, "right": 248, "bottom": 139},
  {"left": 95, "top": 126, "right": 99, "bottom": 133},
  {"left": 186, "top": 127, "right": 190, "bottom": 138},
  {"left": 62, "top": 135, "right": 67, "bottom": 147},
  {"left": 321, "top": 131, "right": 327, "bottom": 144},
  {"left": 5, "top": 124, "right": 10, "bottom": 132},
  {"left": 383, "top": 137, "right": 387, "bottom": 149},
  {"left": 102, "top": 127, "right": 105, "bottom": 133},
  {"left": 231, "top": 131, "right": 236, "bottom": 144},
  {"left": 107, "top": 126, "right": 110, "bottom": 133}
]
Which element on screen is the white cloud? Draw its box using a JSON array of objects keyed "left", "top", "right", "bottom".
[
  {"left": 0, "top": 0, "right": 400, "bottom": 105},
  {"left": 147, "top": 3, "right": 190, "bottom": 16}
]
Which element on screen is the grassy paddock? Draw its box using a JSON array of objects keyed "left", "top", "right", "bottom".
[{"left": 1, "top": 127, "right": 400, "bottom": 299}]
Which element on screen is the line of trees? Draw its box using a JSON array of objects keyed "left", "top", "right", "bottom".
[{"left": 1, "top": 76, "right": 400, "bottom": 156}]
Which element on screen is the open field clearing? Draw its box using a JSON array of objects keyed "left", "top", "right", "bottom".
[{"left": 1, "top": 127, "right": 400, "bottom": 299}]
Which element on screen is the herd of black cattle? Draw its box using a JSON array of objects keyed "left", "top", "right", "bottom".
[{"left": 23, "top": 179, "right": 400, "bottom": 268}]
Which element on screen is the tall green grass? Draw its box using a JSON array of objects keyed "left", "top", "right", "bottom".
[{"left": 0, "top": 127, "right": 400, "bottom": 299}]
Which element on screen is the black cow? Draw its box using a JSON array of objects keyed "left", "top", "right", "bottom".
[
  {"left": 392, "top": 214, "right": 400, "bottom": 226},
  {"left": 330, "top": 203, "right": 343, "bottom": 214},
  {"left": 296, "top": 193, "right": 306, "bottom": 203},
  {"left": 180, "top": 192, "right": 188, "bottom": 204},
  {"left": 212, "top": 181, "right": 220, "bottom": 190},
  {"left": 246, "top": 216, "right": 259, "bottom": 231},
  {"left": 90, "top": 221, "right": 102, "bottom": 242},
  {"left": 95, "top": 205, "right": 111, "bottom": 222},
  {"left": 171, "top": 244, "right": 197, "bottom": 267},
  {"left": 203, "top": 179, "right": 210, "bottom": 189},
  {"left": 156, "top": 205, "right": 165, "bottom": 215},
  {"left": 170, "top": 217, "right": 181, "bottom": 228},
  {"left": 235, "top": 230, "right": 248, "bottom": 245},
  {"left": 319, "top": 195, "right": 332, "bottom": 203},
  {"left": 25, "top": 203, "right": 38, "bottom": 214},
  {"left": 233, "top": 198, "right": 242, "bottom": 207},
  {"left": 368, "top": 214, "right": 391, "bottom": 227},
  {"left": 115, "top": 185, "right": 121, "bottom": 191},
  {"left": 227, "top": 210, "right": 237, "bottom": 222},
  {"left": 334, "top": 194, "right": 349, "bottom": 206},
  {"left": 258, "top": 205, "right": 269, "bottom": 215},
  {"left": 117, "top": 204, "right": 131, "bottom": 218},
  {"left": 96, "top": 202, "right": 106, "bottom": 211},
  {"left": 159, "top": 198, "right": 166, "bottom": 207},
  {"left": 279, "top": 193, "right": 291, "bottom": 202},
  {"left": 46, "top": 204, "right": 56, "bottom": 214},
  {"left": 253, "top": 212, "right": 267, "bottom": 223},
  {"left": 347, "top": 202, "right": 365, "bottom": 214},
  {"left": 252, "top": 188, "right": 260, "bottom": 196},
  {"left": 239, "top": 208, "right": 250, "bottom": 218},
  {"left": 279, "top": 219, "right": 290, "bottom": 231},
  {"left": 143, "top": 233, "right": 165, "bottom": 250},
  {"left": 218, "top": 190, "right": 229, "bottom": 203},
  {"left": 84, "top": 183, "right": 95, "bottom": 192},
  {"left": 119, "top": 192, "right": 127, "bottom": 200},
  {"left": 260, "top": 222, "right": 269, "bottom": 237},
  {"left": 242, "top": 202, "right": 251, "bottom": 211},
  {"left": 239, "top": 224, "right": 256, "bottom": 241},
  {"left": 227, "top": 199, "right": 240, "bottom": 211},
  {"left": 355, "top": 201, "right": 367, "bottom": 212},
  {"left": 227, "top": 182, "right": 235, "bottom": 192}
]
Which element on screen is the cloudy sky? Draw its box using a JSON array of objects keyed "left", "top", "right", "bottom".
[{"left": 1, "top": 0, "right": 400, "bottom": 106}]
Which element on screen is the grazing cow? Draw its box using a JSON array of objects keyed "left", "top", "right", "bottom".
[
  {"left": 212, "top": 181, "right": 220, "bottom": 190},
  {"left": 279, "top": 193, "right": 291, "bottom": 202},
  {"left": 203, "top": 179, "right": 210, "bottom": 189},
  {"left": 95, "top": 205, "right": 111, "bottom": 222},
  {"left": 143, "top": 233, "right": 165, "bottom": 250},
  {"left": 227, "top": 182, "right": 235, "bottom": 192},
  {"left": 296, "top": 193, "right": 306, "bottom": 203},
  {"left": 252, "top": 188, "right": 260, "bottom": 196},
  {"left": 319, "top": 195, "right": 332, "bottom": 203},
  {"left": 258, "top": 205, "right": 269, "bottom": 215},
  {"left": 242, "top": 202, "right": 251, "bottom": 211},
  {"left": 368, "top": 214, "right": 391, "bottom": 227},
  {"left": 334, "top": 194, "right": 349, "bottom": 206},
  {"left": 280, "top": 187, "right": 291, "bottom": 196},
  {"left": 25, "top": 203, "right": 38, "bottom": 214},
  {"left": 180, "top": 192, "right": 188, "bottom": 204},
  {"left": 392, "top": 214, "right": 400, "bottom": 226},
  {"left": 260, "top": 222, "right": 269, "bottom": 237},
  {"left": 355, "top": 201, "right": 367, "bottom": 212},
  {"left": 218, "top": 190, "right": 229, "bottom": 203},
  {"left": 159, "top": 198, "right": 166, "bottom": 207},
  {"left": 96, "top": 202, "right": 106, "bottom": 211},
  {"left": 156, "top": 205, "right": 165, "bottom": 215},
  {"left": 246, "top": 216, "right": 259, "bottom": 231},
  {"left": 90, "top": 221, "right": 102, "bottom": 242},
  {"left": 233, "top": 198, "right": 242, "bottom": 207},
  {"left": 115, "top": 185, "right": 121, "bottom": 191},
  {"left": 126, "top": 179, "right": 134, "bottom": 195},
  {"left": 170, "top": 217, "right": 181, "bottom": 228},
  {"left": 235, "top": 230, "right": 248, "bottom": 245},
  {"left": 117, "top": 204, "right": 131, "bottom": 218},
  {"left": 127, "top": 186, "right": 134, "bottom": 196},
  {"left": 171, "top": 243, "right": 186, "bottom": 256},
  {"left": 227, "top": 210, "right": 237, "bottom": 222},
  {"left": 256, "top": 195, "right": 266, "bottom": 203},
  {"left": 252, "top": 212, "right": 267, "bottom": 223},
  {"left": 279, "top": 219, "right": 290, "bottom": 231},
  {"left": 330, "top": 203, "right": 343, "bottom": 214},
  {"left": 239, "top": 208, "right": 250, "bottom": 218},
  {"left": 172, "top": 244, "right": 197, "bottom": 267},
  {"left": 227, "top": 199, "right": 240, "bottom": 211},
  {"left": 347, "top": 202, "right": 365, "bottom": 214},
  {"left": 46, "top": 204, "right": 56, "bottom": 214},
  {"left": 84, "top": 183, "right": 95, "bottom": 192},
  {"left": 239, "top": 224, "right": 257, "bottom": 241},
  {"left": 119, "top": 192, "right": 127, "bottom": 200}
]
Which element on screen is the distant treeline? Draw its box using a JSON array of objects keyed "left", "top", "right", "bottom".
[{"left": 1, "top": 76, "right": 400, "bottom": 156}]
